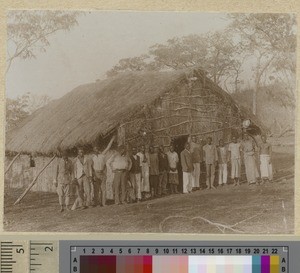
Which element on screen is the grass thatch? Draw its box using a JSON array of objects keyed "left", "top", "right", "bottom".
[{"left": 6, "top": 67, "right": 261, "bottom": 155}]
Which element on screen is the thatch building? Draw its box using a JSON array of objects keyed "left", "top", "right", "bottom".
[{"left": 5, "top": 67, "right": 262, "bottom": 196}]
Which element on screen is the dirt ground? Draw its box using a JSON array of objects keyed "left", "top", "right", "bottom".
[{"left": 4, "top": 147, "right": 294, "bottom": 234}]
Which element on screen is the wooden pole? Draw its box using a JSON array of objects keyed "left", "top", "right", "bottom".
[
  {"left": 14, "top": 155, "right": 56, "bottom": 205},
  {"left": 5, "top": 152, "right": 21, "bottom": 175}
]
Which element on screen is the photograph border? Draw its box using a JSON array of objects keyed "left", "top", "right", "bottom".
[{"left": 0, "top": 0, "right": 299, "bottom": 241}]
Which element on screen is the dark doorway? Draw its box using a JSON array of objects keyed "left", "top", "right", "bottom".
[{"left": 172, "top": 135, "right": 188, "bottom": 193}]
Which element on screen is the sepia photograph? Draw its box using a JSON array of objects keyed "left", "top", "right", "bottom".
[{"left": 4, "top": 11, "right": 296, "bottom": 234}]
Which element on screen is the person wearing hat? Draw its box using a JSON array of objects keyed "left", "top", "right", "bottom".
[{"left": 53, "top": 151, "right": 73, "bottom": 212}]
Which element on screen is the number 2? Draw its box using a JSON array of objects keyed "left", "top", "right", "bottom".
[{"left": 45, "top": 246, "right": 53, "bottom": 252}]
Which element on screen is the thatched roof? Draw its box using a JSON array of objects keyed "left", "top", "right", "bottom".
[{"left": 6, "top": 68, "right": 261, "bottom": 154}]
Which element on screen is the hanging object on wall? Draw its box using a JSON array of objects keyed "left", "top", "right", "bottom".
[{"left": 29, "top": 155, "right": 35, "bottom": 167}]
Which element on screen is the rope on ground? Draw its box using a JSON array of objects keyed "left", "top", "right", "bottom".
[
  {"left": 230, "top": 211, "right": 266, "bottom": 228},
  {"left": 159, "top": 215, "right": 245, "bottom": 234}
]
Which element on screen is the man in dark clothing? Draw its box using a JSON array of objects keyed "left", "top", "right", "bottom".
[
  {"left": 158, "top": 145, "right": 169, "bottom": 196},
  {"left": 129, "top": 147, "right": 142, "bottom": 202},
  {"left": 149, "top": 146, "right": 159, "bottom": 197}
]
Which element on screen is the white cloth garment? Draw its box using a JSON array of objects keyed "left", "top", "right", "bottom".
[
  {"left": 260, "top": 154, "right": 273, "bottom": 180},
  {"left": 218, "top": 163, "right": 228, "bottom": 185},
  {"left": 182, "top": 172, "right": 193, "bottom": 193}
]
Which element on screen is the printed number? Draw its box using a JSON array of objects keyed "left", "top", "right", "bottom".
[
  {"left": 254, "top": 248, "right": 260, "bottom": 254},
  {"left": 163, "top": 249, "right": 169, "bottom": 254},
  {"left": 128, "top": 249, "right": 132, "bottom": 254},
  {"left": 272, "top": 248, "right": 278, "bottom": 254},
  {"left": 45, "top": 247, "right": 53, "bottom": 252},
  {"left": 137, "top": 248, "right": 141, "bottom": 254},
  {"left": 110, "top": 249, "right": 114, "bottom": 254},
  {"left": 227, "top": 248, "right": 232, "bottom": 254},
  {"left": 92, "top": 248, "right": 95, "bottom": 254},
  {"left": 101, "top": 248, "right": 104, "bottom": 254},
  {"left": 209, "top": 248, "right": 214, "bottom": 254},
  {"left": 182, "top": 248, "right": 187, "bottom": 254},
  {"left": 146, "top": 248, "right": 150, "bottom": 254},
  {"left": 16, "top": 248, "right": 25, "bottom": 254},
  {"left": 155, "top": 249, "right": 159, "bottom": 254},
  {"left": 218, "top": 248, "right": 224, "bottom": 254},
  {"left": 190, "top": 248, "right": 196, "bottom": 254},
  {"left": 263, "top": 249, "right": 269, "bottom": 254},
  {"left": 173, "top": 248, "right": 178, "bottom": 254},
  {"left": 119, "top": 248, "right": 123, "bottom": 254},
  {"left": 199, "top": 249, "right": 205, "bottom": 254},
  {"left": 236, "top": 248, "right": 242, "bottom": 254},
  {"left": 245, "top": 248, "right": 251, "bottom": 254}
]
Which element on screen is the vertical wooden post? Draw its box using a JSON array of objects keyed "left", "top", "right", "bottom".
[
  {"left": 14, "top": 155, "right": 56, "bottom": 205},
  {"left": 5, "top": 152, "right": 21, "bottom": 174}
]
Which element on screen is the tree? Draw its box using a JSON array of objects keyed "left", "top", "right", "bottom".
[
  {"left": 229, "top": 13, "right": 296, "bottom": 114},
  {"left": 106, "top": 54, "right": 153, "bottom": 77},
  {"left": 107, "top": 32, "right": 243, "bottom": 92},
  {"left": 7, "top": 10, "right": 83, "bottom": 73},
  {"left": 6, "top": 92, "right": 51, "bottom": 131}
]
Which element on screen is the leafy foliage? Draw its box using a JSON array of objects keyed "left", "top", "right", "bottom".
[
  {"left": 7, "top": 11, "right": 83, "bottom": 72},
  {"left": 6, "top": 93, "right": 51, "bottom": 131},
  {"left": 107, "top": 31, "right": 243, "bottom": 92},
  {"left": 106, "top": 13, "right": 296, "bottom": 106}
]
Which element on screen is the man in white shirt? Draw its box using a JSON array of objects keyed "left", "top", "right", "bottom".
[
  {"left": 109, "top": 145, "right": 131, "bottom": 205},
  {"left": 167, "top": 144, "right": 179, "bottom": 194},
  {"left": 228, "top": 136, "right": 242, "bottom": 186},
  {"left": 91, "top": 136, "right": 115, "bottom": 207}
]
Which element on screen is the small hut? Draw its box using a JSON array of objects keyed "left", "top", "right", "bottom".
[{"left": 5, "top": 67, "right": 262, "bottom": 196}]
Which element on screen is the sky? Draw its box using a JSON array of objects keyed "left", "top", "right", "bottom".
[{"left": 6, "top": 11, "right": 231, "bottom": 99}]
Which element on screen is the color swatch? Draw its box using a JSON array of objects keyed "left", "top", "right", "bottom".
[{"left": 80, "top": 255, "right": 280, "bottom": 273}]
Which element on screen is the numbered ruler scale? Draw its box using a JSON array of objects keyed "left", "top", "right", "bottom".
[
  {"left": 71, "top": 246, "right": 288, "bottom": 273},
  {"left": 0, "top": 241, "right": 58, "bottom": 273}
]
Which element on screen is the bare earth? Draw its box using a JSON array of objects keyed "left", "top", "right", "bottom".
[{"left": 4, "top": 148, "right": 294, "bottom": 234}]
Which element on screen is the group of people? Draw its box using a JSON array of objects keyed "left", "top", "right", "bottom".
[
  {"left": 181, "top": 134, "right": 273, "bottom": 195},
  {"left": 53, "top": 133, "right": 273, "bottom": 212}
]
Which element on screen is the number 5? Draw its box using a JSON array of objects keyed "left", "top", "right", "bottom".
[{"left": 16, "top": 248, "right": 24, "bottom": 254}]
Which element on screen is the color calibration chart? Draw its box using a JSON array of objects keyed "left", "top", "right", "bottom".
[{"left": 70, "top": 245, "right": 288, "bottom": 273}]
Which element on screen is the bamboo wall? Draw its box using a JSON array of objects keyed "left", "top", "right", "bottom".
[
  {"left": 5, "top": 152, "right": 116, "bottom": 199},
  {"left": 124, "top": 71, "right": 243, "bottom": 148}
]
